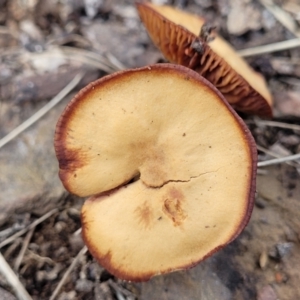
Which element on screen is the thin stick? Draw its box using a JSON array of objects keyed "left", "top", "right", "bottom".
[
  {"left": 60, "top": 46, "right": 119, "bottom": 72},
  {"left": 259, "top": 0, "right": 300, "bottom": 38},
  {"left": 257, "top": 169, "right": 269, "bottom": 175},
  {"left": 258, "top": 153, "right": 300, "bottom": 167},
  {"left": 257, "top": 144, "right": 298, "bottom": 167},
  {"left": 73, "top": 227, "right": 82, "bottom": 236},
  {"left": 114, "top": 289, "right": 126, "bottom": 300},
  {"left": 108, "top": 280, "right": 134, "bottom": 298},
  {"left": 237, "top": 38, "right": 300, "bottom": 57},
  {"left": 257, "top": 144, "right": 280, "bottom": 157},
  {"left": 247, "top": 119, "right": 300, "bottom": 131},
  {"left": 0, "top": 209, "right": 58, "bottom": 249},
  {"left": 49, "top": 246, "right": 88, "bottom": 300},
  {"left": 0, "top": 251, "right": 32, "bottom": 300},
  {"left": 23, "top": 48, "right": 120, "bottom": 74},
  {"left": 14, "top": 228, "right": 35, "bottom": 272},
  {"left": 20, "top": 48, "right": 116, "bottom": 73},
  {"left": 279, "top": 77, "right": 300, "bottom": 86},
  {"left": 105, "top": 52, "right": 126, "bottom": 70},
  {"left": 0, "top": 72, "right": 84, "bottom": 149}
]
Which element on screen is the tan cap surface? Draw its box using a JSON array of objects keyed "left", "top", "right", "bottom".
[
  {"left": 55, "top": 64, "right": 257, "bottom": 281},
  {"left": 136, "top": 2, "right": 272, "bottom": 117}
]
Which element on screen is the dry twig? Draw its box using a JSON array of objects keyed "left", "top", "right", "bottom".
[
  {"left": 59, "top": 46, "right": 120, "bottom": 72},
  {"left": 0, "top": 209, "right": 58, "bottom": 249},
  {"left": 14, "top": 228, "right": 35, "bottom": 272},
  {"left": 108, "top": 280, "right": 135, "bottom": 300},
  {"left": 105, "top": 52, "right": 126, "bottom": 70},
  {"left": 0, "top": 73, "right": 84, "bottom": 149},
  {"left": 257, "top": 145, "right": 299, "bottom": 167},
  {"left": 246, "top": 119, "right": 300, "bottom": 131},
  {"left": 238, "top": 38, "right": 300, "bottom": 57},
  {"left": 0, "top": 251, "right": 32, "bottom": 300},
  {"left": 239, "top": 0, "right": 300, "bottom": 56},
  {"left": 259, "top": 0, "right": 300, "bottom": 37},
  {"left": 49, "top": 246, "right": 88, "bottom": 300},
  {"left": 258, "top": 153, "right": 300, "bottom": 167}
]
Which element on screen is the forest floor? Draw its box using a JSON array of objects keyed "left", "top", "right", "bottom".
[{"left": 0, "top": 0, "right": 300, "bottom": 299}]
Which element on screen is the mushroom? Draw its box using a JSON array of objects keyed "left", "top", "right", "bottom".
[
  {"left": 136, "top": 2, "right": 273, "bottom": 118},
  {"left": 54, "top": 64, "right": 257, "bottom": 281}
]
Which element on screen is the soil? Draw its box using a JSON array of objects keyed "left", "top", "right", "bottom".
[{"left": 0, "top": 0, "right": 300, "bottom": 299}]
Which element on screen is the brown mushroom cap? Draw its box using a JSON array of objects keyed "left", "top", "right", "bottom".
[
  {"left": 136, "top": 2, "right": 272, "bottom": 118},
  {"left": 55, "top": 64, "right": 257, "bottom": 281}
]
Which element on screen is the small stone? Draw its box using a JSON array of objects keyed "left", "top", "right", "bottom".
[
  {"left": 284, "top": 226, "right": 298, "bottom": 242},
  {"left": 268, "top": 246, "right": 280, "bottom": 261},
  {"left": 75, "top": 278, "right": 94, "bottom": 293},
  {"left": 94, "top": 282, "right": 114, "bottom": 300},
  {"left": 84, "top": 0, "right": 104, "bottom": 19},
  {"left": 227, "top": 0, "right": 262, "bottom": 35},
  {"left": 57, "top": 291, "right": 77, "bottom": 300},
  {"left": 69, "top": 233, "right": 85, "bottom": 252},
  {"left": 55, "top": 221, "right": 67, "bottom": 233},
  {"left": 275, "top": 271, "right": 283, "bottom": 283},
  {"left": 276, "top": 242, "right": 293, "bottom": 258},
  {"left": 255, "top": 197, "right": 267, "bottom": 209},
  {"left": 269, "top": 143, "right": 292, "bottom": 157},
  {"left": 257, "top": 285, "right": 277, "bottom": 300},
  {"left": 57, "top": 210, "right": 69, "bottom": 222},
  {"left": 279, "top": 134, "right": 300, "bottom": 147},
  {"left": 269, "top": 242, "right": 294, "bottom": 261},
  {"left": 194, "top": 0, "right": 213, "bottom": 8},
  {"left": 67, "top": 207, "right": 81, "bottom": 221},
  {"left": 88, "top": 262, "right": 104, "bottom": 281}
]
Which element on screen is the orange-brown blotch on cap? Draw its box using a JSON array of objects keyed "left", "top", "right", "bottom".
[
  {"left": 136, "top": 2, "right": 273, "bottom": 118},
  {"left": 54, "top": 64, "right": 257, "bottom": 281}
]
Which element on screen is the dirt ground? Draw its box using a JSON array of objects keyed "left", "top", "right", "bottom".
[{"left": 0, "top": 0, "right": 300, "bottom": 299}]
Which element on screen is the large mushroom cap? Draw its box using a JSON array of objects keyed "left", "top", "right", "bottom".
[
  {"left": 55, "top": 64, "right": 257, "bottom": 281},
  {"left": 136, "top": 2, "right": 273, "bottom": 118}
]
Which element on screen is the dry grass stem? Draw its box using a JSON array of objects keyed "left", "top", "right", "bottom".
[
  {"left": 73, "top": 228, "right": 82, "bottom": 236},
  {"left": 25, "top": 250, "right": 55, "bottom": 266},
  {"left": 0, "top": 251, "right": 32, "bottom": 300},
  {"left": 25, "top": 47, "right": 120, "bottom": 73},
  {"left": 257, "top": 145, "right": 299, "bottom": 167},
  {"left": 47, "top": 34, "right": 92, "bottom": 48},
  {"left": 60, "top": 46, "right": 121, "bottom": 72},
  {"left": 259, "top": 0, "right": 300, "bottom": 37},
  {"left": 273, "top": 57, "right": 300, "bottom": 65},
  {"left": 238, "top": 38, "right": 300, "bottom": 57},
  {"left": 0, "top": 209, "right": 58, "bottom": 249},
  {"left": 0, "top": 224, "right": 26, "bottom": 240},
  {"left": 105, "top": 52, "right": 126, "bottom": 70},
  {"left": 257, "top": 169, "right": 269, "bottom": 175},
  {"left": 49, "top": 246, "right": 88, "bottom": 300},
  {"left": 279, "top": 77, "right": 300, "bottom": 86},
  {"left": 4, "top": 238, "right": 22, "bottom": 258},
  {"left": 0, "top": 26, "right": 19, "bottom": 39},
  {"left": 247, "top": 119, "right": 300, "bottom": 131},
  {"left": 0, "top": 73, "right": 84, "bottom": 149},
  {"left": 0, "top": 47, "right": 23, "bottom": 58},
  {"left": 258, "top": 153, "right": 300, "bottom": 167},
  {"left": 14, "top": 228, "right": 35, "bottom": 272},
  {"left": 108, "top": 280, "right": 135, "bottom": 299}
]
